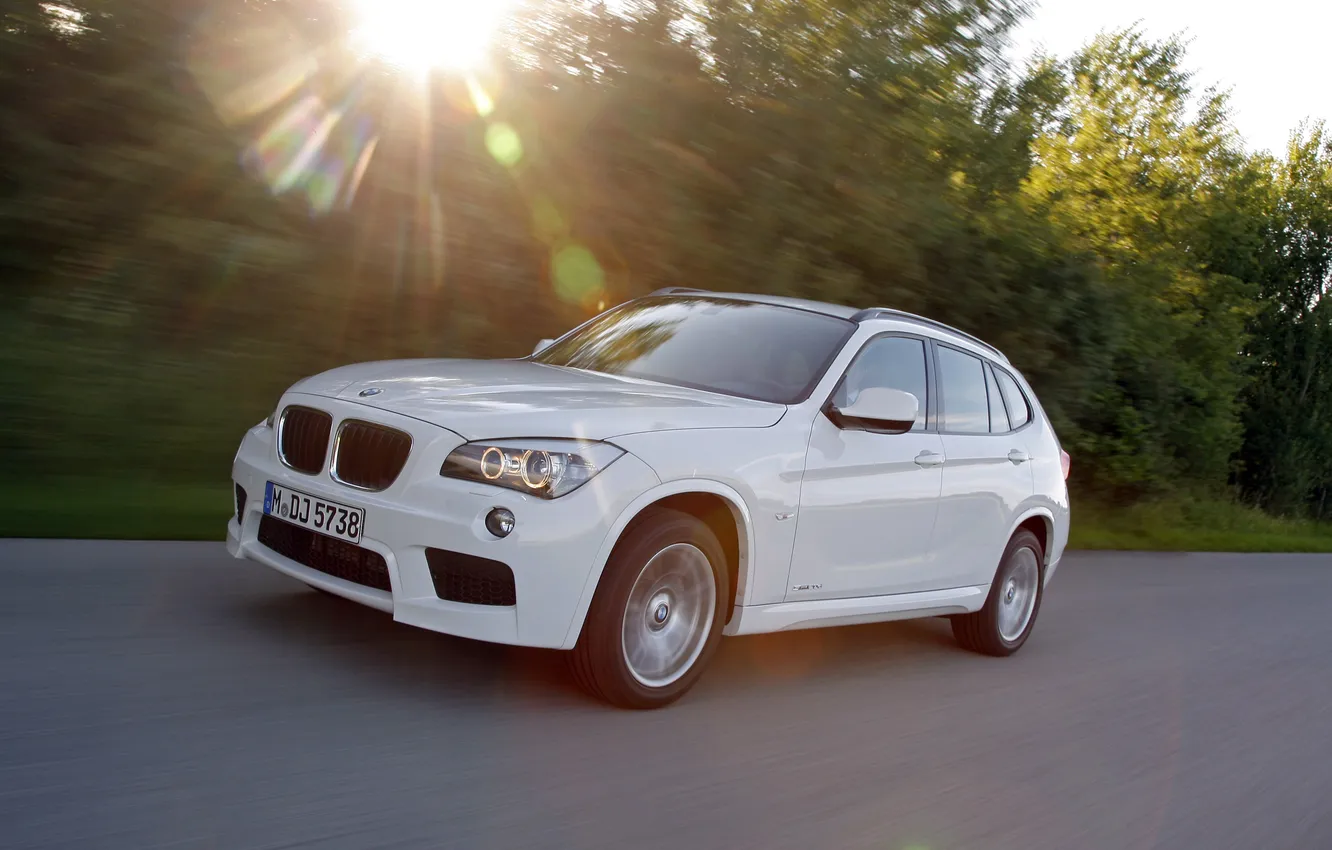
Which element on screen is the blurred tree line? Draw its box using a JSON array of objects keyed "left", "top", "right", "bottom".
[{"left": 1, "top": 0, "right": 1330, "bottom": 517}]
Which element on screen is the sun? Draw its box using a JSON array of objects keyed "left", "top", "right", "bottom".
[{"left": 349, "top": 0, "right": 514, "bottom": 72}]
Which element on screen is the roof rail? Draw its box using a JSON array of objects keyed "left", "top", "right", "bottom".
[
  {"left": 649, "top": 286, "right": 709, "bottom": 296},
  {"left": 851, "top": 307, "right": 1007, "bottom": 361}
]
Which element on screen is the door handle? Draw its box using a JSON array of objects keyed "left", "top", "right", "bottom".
[
  {"left": 914, "top": 451, "right": 944, "bottom": 468},
  {"left": 1007, "top": 449, "right": 1030, "bottom": 464}
]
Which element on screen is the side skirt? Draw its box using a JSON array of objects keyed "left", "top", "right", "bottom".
[{"left": 724, "top": 585, "right": 987, "bottom": 636}]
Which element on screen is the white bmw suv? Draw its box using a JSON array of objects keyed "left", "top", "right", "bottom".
[{"left": 228, "top": 289, "right": 1070, "bottom": 708}]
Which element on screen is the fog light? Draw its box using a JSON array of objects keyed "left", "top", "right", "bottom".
[{"left": 485, "top": 507, "right": 515, "bottom": 538}]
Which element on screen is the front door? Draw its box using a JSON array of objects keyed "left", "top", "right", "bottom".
[{"left": 786, "top": 334, "right": 945, "bottom": 601}]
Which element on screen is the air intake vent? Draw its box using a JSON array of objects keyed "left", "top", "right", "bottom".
[
  {"left": 258, "top": 515, "right": 391, "bottom": 592},
  {"left": 278, "top": 406, "right": 332, "bottom": 475},
  {"left": 426, "top": 549, "right": 516, "bottom": 606},
  {"left": 332, "top": 420, "right": 412, "bottom": 491}
]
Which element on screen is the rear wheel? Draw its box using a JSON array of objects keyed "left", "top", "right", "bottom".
[
  {"left": 952, "top": 529, "right": 1044, "bottom": 656},
  {"left": 570, "top": 508, "right": 727, "bottom": 709}
]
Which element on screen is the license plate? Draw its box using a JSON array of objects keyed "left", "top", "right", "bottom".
[{"left": 263, "top": 482, "right": 365, "bottom": 544}]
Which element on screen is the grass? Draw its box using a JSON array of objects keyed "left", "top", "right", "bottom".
[
  {"left": 1069, "top": 495, "right": 1332, "bottom": 553},
  {"left": 4, "top": 479, "right": 1332, "bottom": 553}
]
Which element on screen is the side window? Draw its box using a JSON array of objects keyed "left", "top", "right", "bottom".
[
  {"left": 994, "top": 368, "right": 1031, "bottom": 429},
  {"left": 984, "top": 364, "right": 1008, "bottom": 433},
  {"left": 937, "top": 346, "right": 989, "bottom": 434},
  {"left": 832, "top": 336, "right": 928, "bottom": 430}
]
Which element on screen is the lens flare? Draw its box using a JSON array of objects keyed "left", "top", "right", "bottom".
[
  {"left": 240, "top": 94, "right": 380, "bottom": 214},
  {"left": 466, "top": 76, "right": 496, "bottom": 118},
  {"left": 485, "top": 123, "right": 524, "bottom": 168},
  {"left": 552, "top": 244, "right": 605, "bottom": 306}
]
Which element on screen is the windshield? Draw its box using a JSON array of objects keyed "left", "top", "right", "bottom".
[{"left": 531, "top": 296, "right": 855, "bottom": 404}]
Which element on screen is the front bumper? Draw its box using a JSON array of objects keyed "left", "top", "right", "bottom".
[{"left": 228, "top": 393, "right": 659, "bottom": 649}]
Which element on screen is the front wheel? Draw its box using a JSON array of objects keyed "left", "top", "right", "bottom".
[
  {"left": 952, "top": 529, "right": 1044, "bottom": 656},
  {"left": 569, "top": 508, "right": 727, "bottom": 709}
]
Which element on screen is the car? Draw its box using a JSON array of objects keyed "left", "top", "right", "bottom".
[{"left": 227, "top": 288, "right": 1071, "bottom": 708}]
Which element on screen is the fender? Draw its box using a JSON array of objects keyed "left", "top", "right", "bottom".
[
  {"left": 559, "top": 478, "right": 756, "bottom": 649},
  {"left": 1009, "top": 504, "right": 1055, "bottom": 564}
]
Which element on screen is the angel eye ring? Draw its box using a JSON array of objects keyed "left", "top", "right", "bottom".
[{"left": 480, "top": 446, "right": 506, "bottom": 480}]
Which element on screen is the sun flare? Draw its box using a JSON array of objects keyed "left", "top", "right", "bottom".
[{"left": 349, "top": 0, "right": 514, "bottom": 72}]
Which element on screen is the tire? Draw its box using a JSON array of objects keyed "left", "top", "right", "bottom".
[
  {"left": 569, "top": 508, "right": 728, "bottom": 709},
  {"left": 952, "top": 529, "right": 1044, "bottom": 657}
]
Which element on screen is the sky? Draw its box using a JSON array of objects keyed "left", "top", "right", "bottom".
[{"left": 1009, "top": 0, "right": 1328, "bottom": 155}]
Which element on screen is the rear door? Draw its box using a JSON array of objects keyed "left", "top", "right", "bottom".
[{"left": 931, "top": 343, "right": 1036, "bottom": 589}]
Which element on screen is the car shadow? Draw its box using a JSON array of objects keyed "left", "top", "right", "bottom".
[
  {"left": 699, "top": 615, "right": 965, "bottom": 699},
  {"left": 232, "top": 587, "right": 588, "bottom": 707},
  {"left": 232, "top": 585, "right": 967, "bottom": 710}
]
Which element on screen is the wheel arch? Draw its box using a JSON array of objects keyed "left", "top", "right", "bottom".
[
  {"left": 1010, "top": 507, "right": 1054, "bottom": 565},
  {"left": 560, "top": 480, "right": 754, "bottom": 649}
]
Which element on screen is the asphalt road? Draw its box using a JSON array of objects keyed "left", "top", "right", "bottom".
[{"left": 2, "top": 541, "right": 1331, "bottom": 850}]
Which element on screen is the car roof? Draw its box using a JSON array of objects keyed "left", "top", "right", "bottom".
[
  {"left": 649, "top": 287, "right": 861, "bottom": 319},
  {"left": 646, "top": 287, "right": 1009, "bottom": 363}
]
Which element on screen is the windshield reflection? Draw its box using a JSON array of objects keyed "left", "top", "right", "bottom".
[{"left": 531, "top": 297, "right": 854, "bottom": 404}]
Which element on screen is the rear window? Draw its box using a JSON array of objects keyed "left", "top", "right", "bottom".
[
  {"left": 937, "top": 346, "right": 990, "bottom": 434},
  {"left": 994, "top": 368, "right": 1031, "bottom": 429}
]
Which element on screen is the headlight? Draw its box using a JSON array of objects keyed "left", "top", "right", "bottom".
[
  {"left": 440, "top": 439, "right": 624, "bottom": 499},
  {"left": 261, "top": 397, "right": 281, "bottom": 429}
]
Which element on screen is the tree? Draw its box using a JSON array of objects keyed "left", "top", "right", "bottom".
[
  {"left": 1, "top": 0, "right": 1329, "bottom": 520},
  {"left": 1022, "top": 30, "right": 1253, "bottom": 494},
  {"left": 1236, "top": 125, "right": 1332, "bottom": 514}
]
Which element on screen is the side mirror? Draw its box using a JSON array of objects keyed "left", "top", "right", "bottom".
[
  {"left": 829, "top": 387, "right": 918, "bottom": 434},
  {"left": 532, "top": 338, "right": 555, "bottom": 356}
]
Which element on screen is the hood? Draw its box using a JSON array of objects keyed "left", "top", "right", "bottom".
[{"left": 289, "top": 358, "right": 786, "bottom": 441}]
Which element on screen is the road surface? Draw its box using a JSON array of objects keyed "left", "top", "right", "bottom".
[{"left": 2, "top": 540, "right": 1330, "bottom": 850}]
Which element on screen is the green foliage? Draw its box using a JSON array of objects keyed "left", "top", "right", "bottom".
[
  {"left": 0, "top": 479, "right": 231, "bottom": 540},
  {"left": 1021, "top": 31, "right": 1255, "bottom": 493},
  {"left": 0, "top": 0, "right": 1329, "bottom": 534},
  {"left": 1234, "top": 125, "right": 1332, "bottom": 516},
  {"left": 1069, "top": 496, "right": 1332, "bottom": 553}
]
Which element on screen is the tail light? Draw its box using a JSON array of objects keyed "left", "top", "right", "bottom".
[{"left": 1060, "top": 449, "right": 1071, "bottom": 481}]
